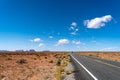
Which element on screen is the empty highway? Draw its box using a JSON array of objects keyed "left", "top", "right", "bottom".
[{"left": 70, "top": 53, "right": 120, "bottom": 80}]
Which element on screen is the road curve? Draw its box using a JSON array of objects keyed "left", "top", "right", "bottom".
[{"left": 70, "top": 53, "right": 120, "bottom": 80}]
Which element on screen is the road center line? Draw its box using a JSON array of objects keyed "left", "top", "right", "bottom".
[
  {"left": 70, "top": 54, "right": 98, "bottom": 80},
  {"left": 94, "top": 60, "right": 120, "bottom": 69}
]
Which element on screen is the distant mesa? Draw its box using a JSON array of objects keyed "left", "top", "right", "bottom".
[
  {"left": 29, "top": 49, "right": 36, "bottom": 52},
  {"left": 0, "top": 49, "right": 51, "bottom": 52},
  {"left": 15, "top": 49, "right": 36, "bottom": 52},
  {"left": 42, "top": 50, "right": 50, "bottom": 52},
  {"left": 15, "top": 50, "right": 24, "bottom": 52},
  {"left": 0, "top": 50, "right": 8, "bottom": 52}
]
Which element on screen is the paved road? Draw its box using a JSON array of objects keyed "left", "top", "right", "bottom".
[{"left": 70, "top": 53, "right": 120, "bottom": 80}]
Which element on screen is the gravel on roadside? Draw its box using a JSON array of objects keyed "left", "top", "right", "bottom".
[{"left": 62, "top": 62, "right": 75, "bottom": 80}]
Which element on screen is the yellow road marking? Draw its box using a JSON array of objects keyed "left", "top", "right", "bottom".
[{"left": 94, "top": 60, "right": 120, "bottom": 69}]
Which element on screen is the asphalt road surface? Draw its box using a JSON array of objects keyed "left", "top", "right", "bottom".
[{"left": 70, "top": 53, "right": 120, "bottom": 80}]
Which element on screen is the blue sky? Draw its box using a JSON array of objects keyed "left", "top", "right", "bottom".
[{"left": 0, "top": 0, "right": 120, "bottom": 51}]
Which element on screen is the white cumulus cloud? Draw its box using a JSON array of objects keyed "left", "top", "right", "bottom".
[
  {"left": 49, "top": 36, "right": 53, "bottom": 39},
  {"left": 30, "top": 38, "right": 42, "bottom": 42},
  {"left": 38, "top": 43, "right": 45, "bottom": 47},
  {"left": 70, "top": 22, "right": 77, "bottom": 29},
  {"left": 69, "top": 22, "right": 79, "bottom": 35},
  {"left": 84, "top": 15, "right": 112, "bottom": 29},
  {"left": 72, "top": 40, "right": 86, "bottom": 45},
  {"left": 70, "top": 32, "right": 76, "bottom": 35},
  {"left": 56, "top": 39, "right": 69, "bottom": 46},
  {"left": 72, "top": 40, "right": 81, "bottom": 45}
]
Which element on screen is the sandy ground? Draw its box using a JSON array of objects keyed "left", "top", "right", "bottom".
[
  {"left": 0, "top": 52, "right": 65, "bottom": 80},
  {"left": 76, "top": 52, "right": 120, "bottom": 62}
]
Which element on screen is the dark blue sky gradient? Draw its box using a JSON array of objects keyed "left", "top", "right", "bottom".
[{"left": 0, "top": 0, "right": 120, "bottom": 51}]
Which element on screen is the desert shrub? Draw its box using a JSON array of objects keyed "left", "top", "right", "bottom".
[
  {"left": 49, "top": 60, "right": 53, "bottom": 63},
  {"left": 96, "top": 55, "right": 99, "bottom": 57},
  {"left": 54, "top": 54, "right": 59, "bottom": 58},
  {"left": 16, "top": 59, "right": 27, "bottom": 64},
  {"left": 6, "top": 58, "right": 12, "bottom": 60},
  {"left": 56, "top": 59, "right": 61, "bottom": 66},
  {"left": 65, "top": 70, "right": 71, "bottom": 75},
  {"left": 45, "top": 56, "right": 47, "bottom": 59},
  {"left": 33, "top": 58, "right": 37, "bottom": 60},
  {"left": 89, "top": 54, "right": 93, "bottom": 56},
  {"left": 0, "top": 65, "right": 4, "bottom": 68},
  {"left": 0, "top": 75, "right": 5, "bottom": 80}
]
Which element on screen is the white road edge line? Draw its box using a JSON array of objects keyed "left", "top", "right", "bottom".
[{"left": 70, "top": 54, "right": 98, "bottom": 80}]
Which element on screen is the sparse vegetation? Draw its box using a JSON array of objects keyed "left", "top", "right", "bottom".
[
  {"left": 65, "top": 70, "right": 71, "bottom": 75},
  {"left": 0, "top": 52, "right": 70, "bottom": 80},
  {"left": 6, "top": 58, "right": 12, "bottom": 60},
  {"left": 49, "top": 60, "right": 54, "bottom": 63},
  {"left": 54, "top": 53, "right": 71, "bottom": 80},
  {"left": 16, "top": 59, "right": 27, "bottom": 64},
  {"left": 89, "top": 54, "right": 93, "bottom": 56},
  {"left": 56, "top": 58, "right": 61, "bottom": 66}
]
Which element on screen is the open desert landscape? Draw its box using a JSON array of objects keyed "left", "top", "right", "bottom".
[
  {"left": 0, "top": 0, "right": 120, "bottom": 80},
  {"left": 1, "top": 51, "right": 120, "bottom": 80},
  {"left": 75, "top": 52, "right": 120, "bottom": 62},
  {"left": 0, "top": 52, "right": 71, "bottom": 80}
]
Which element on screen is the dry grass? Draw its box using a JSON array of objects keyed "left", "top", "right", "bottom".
[
  {"left": 0, "top": 52, "right": 68, "bottom": 80},
  {"left": 54, "top": 53, "right": 70, "bottom": 80}
]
